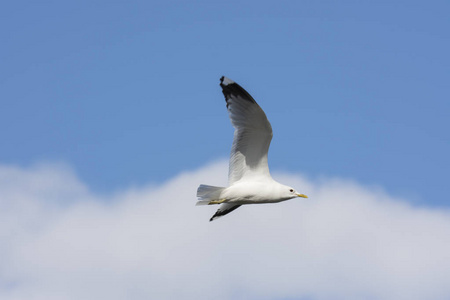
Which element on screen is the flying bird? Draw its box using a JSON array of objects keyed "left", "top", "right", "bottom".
[{"left": 196, "top": 76, "right": 308, "bottom": 221}]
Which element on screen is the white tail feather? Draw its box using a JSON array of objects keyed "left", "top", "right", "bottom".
[{"left": 196, "top": 184, "right": 225, "bottom": 205}]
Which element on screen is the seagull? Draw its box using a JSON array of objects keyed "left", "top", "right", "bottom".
[{"left": 196, "top": 76, "right": 308, "bottom": 221}]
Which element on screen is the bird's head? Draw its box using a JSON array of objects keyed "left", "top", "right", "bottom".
[{"left": 281, "top": 185, "right": 308, "bottom": 200}]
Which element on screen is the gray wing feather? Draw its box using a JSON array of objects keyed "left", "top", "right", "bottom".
[{"left": 220, "top": 77, "right": 273, "bottom": 184}]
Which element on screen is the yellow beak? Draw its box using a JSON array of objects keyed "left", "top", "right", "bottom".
[{"left": 296, "top": 193, "right": 308, "bottom": 198}]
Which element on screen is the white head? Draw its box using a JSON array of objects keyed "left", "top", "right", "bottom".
[{"left": 279, "top": 184, "right": 308, "bottom": 200}]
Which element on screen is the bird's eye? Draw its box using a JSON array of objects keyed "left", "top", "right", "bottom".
[{"left": 290, "top": 189, "right": 294, "bottom": 192}]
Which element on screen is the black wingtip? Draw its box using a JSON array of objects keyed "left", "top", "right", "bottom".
[
  {"left": 219, "top": 77, "right": 257, "bottom": 105},
  {"left": 219, "top": 76, "right": 235, "bottom": 87},
  {"left": 208, "top": 205, "right": 242, "bottom": 222},
  {"left": 209, "top": 211, "right": 220, "bottom": 222}
]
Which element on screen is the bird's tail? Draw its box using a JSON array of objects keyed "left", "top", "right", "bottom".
[{"left": 196, "top": 184, "right": 226, "bottom": 205}]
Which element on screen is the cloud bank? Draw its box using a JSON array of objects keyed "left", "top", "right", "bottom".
[{"left": 1, "top": 161, "right": 449, "bottom": 300}]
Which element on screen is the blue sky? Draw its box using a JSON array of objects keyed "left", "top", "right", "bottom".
[{"left": 2, "top": 0, "right": 449, "bottom": 205}]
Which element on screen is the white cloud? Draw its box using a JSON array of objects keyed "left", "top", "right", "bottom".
[{"left": 1, "top": 161, "right": 450, "bottom": 300}]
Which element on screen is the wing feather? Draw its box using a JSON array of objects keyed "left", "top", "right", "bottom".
[
  {"left": 220, "top": 76, "right": 273, "bottom": 184},
  {"left": 210, "top": 204, "right": 242, "bottom": 222}
]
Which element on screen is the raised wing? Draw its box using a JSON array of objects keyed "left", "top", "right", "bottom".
[{"left": 220, "top": 76, "right": 273, "bottom": 184}]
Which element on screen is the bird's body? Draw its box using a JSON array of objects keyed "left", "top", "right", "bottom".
[
  {"left": 221, "top": 180, "right": 297, "bottom": 205},
  {"left": 196, "top": 76, "right": 308, "bottom": 221}
]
